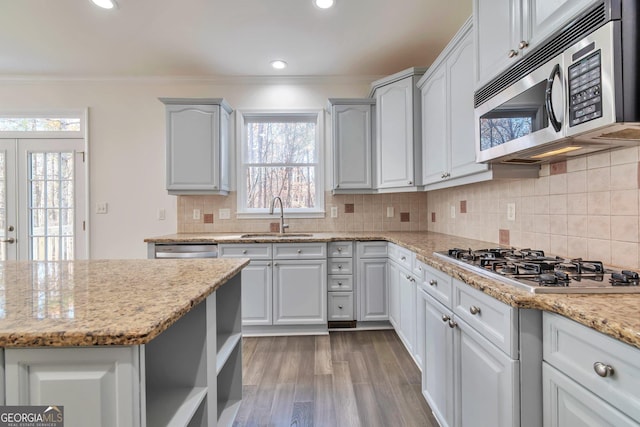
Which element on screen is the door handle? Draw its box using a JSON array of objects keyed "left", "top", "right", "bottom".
[
  {"left": 546, "top": 63, "right": 562, "bottom": 132},
  {"left": 1, "top": 238, "right": 15, "bottom": 244}
]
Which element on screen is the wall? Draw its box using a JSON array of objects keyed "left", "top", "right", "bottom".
[
  {"left": 0, "top": 76, "right": 375, "bottom": 258},
  {"left": 427, "top": 147, "right": 640, "bottom": 269}
]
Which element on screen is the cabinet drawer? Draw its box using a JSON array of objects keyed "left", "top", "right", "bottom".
[
  {"left": 328, "top": 241, "right": 353, "bottom": 258},
  {"left": 422, "top": 265, "right": 453, "bottom": 309},
  {"left": 328, "top": 275, "right": 353, "bottom": 291},
  {"left": 218, "top": 243, "right": 272, "bottom": 259},
  {"left": 453, "top": 279, "right": 517, "bottom": 357},
  {"left": 356, "top": 241, "right": 388, "bottom": 258},
  {"left": 328, "top": 258, "right": 353, "bottom": 275},
  {"left": 413, "top": 259, "right": 426, "bottom": 280},
  {"left": 273, "top": 243, "right": 326, "bottom": 259},
  {"left": 388, "top": 243, "right": 414, "bottom": 270},
  {"left": 328, "top": 292, "right": 354, "bottom": 320},
  {"left": 543, "top": 312, "right": 640, "bottom": 421}
]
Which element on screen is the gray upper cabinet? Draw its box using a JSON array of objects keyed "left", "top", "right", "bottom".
[
  {"left": 160, "top": 98, "right": 232, "bottom": 195},
  {"left": 419, "top": 19, "right": 489, "bottom": 189},
  {"left": 474, "top": 0, "right": 599, "bottom": 87},
  {"left": 328, "top": 98, "right": 375, "bottom": 192},
  {"left": 370, "top": 68, "right": 426, "bottom": 190}
]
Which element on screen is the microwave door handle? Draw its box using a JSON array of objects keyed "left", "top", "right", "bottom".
[{"left": 545, "top": 63, "right": 562, "bottom": 132}]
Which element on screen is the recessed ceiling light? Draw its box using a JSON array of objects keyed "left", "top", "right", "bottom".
[
  {"left": 270, "top": 60, "right": 288, "bottom": 70},
  {"left": 91, "top": 0, "right": 117, "bottom": 9},
  {"left": 314, "top": 0, "right": 335, "bottom": 9}
]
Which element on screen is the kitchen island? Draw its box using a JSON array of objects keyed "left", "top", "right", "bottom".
[{"left": 0, "top": 258, "right": 248, "bottom": 427}]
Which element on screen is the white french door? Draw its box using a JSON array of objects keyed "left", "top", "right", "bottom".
[{"left": 1, "top": 138, "right": 86, "bottom": 261}]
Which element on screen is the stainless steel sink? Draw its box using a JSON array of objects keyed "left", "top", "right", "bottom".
[{"left": 239, "top": 233, "right": 313, "bottom": 238}]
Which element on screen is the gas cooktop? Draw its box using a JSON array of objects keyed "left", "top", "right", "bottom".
[{"left": 435, "top": 248, "right": 640, "bottom": 294}]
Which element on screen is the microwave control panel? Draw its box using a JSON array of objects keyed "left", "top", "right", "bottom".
[{"left": 568, "top": 51, "right": 603, "bottom": 127}]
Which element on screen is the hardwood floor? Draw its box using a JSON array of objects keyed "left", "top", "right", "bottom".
[{"left": 233, "top": 330, "right": 438, "bottom": 427}]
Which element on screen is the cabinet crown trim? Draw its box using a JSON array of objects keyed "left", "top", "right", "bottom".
[{"left": 159, "top": 98, "right": 233, "bottom": 113}]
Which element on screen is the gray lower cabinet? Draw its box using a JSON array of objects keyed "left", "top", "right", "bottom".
[
  {"left": 327, "top": 241, "right": 354, "bottom": 322},
  {"left": 356, "top": 241, "right": 388, "bottom": 322},
  {"left": 542, "top": 312, "right": 640, "bottom": 426},
  {"left": 273, "top": 259, "right": 327, "bottom": 325},
  {"left": 421, "top": 265, "right": 542, "bottom": 427},
  {"left": 220, "top": 243, "right": 327, "bottom": 327},
  {"left": 160, "top": 98, "right": 232, "bottom": 195}
]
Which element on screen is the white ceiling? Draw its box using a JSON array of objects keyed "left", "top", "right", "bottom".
[{"left": 0, "top": 0, "right": 472, "bottom": 78}]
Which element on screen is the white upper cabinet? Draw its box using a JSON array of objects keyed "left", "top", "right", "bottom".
[
  {"left": 160, "top": 98, "right": 232, "bottom": 195},
  {"left": 328, "top": 99, "right": 375, "bottom": 192},
  {"left": 474, "top": 0, "right": 599, "bottom": 87},
  {"left": 419, "top": 19, "right": 489, "bottom": 189},
  {"left": 371, "top": 68, "right": 426, "bottom": 190}
]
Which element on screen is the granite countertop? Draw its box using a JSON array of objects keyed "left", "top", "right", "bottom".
[
  {"left": 0, "top": 258, "right": 248, "bottom": 348},
  {"left": 147, "top": 231, "right": 640, "bottom": 349}
]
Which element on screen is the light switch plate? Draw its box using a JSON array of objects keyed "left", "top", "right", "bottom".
[
  {"left": 330, "top": 206, "right": 338, "bottom": 218},
  {"left": 219, "top": 208, "right": 230, "bottom": 220},
  {"left": 193, "top": 209, "right": 201, "bottom": 220},
  {"left": 157, "top": 208, "right": 166, "bottom": 220},
  {"left": 450, "top": 205, "right": 456, "bottom": 218},
  {"left": 507, "top": 203, "right": 516, "bottom": 221},
  {"left": 386, "top": 206, "right": 394, "bottom": 218},
  {"left": 96, "top": 202, "right": 108, "bottom": 214}
]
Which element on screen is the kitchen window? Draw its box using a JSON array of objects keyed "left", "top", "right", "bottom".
[{"left": 237, "top": 111, "right": 324, "bottom": 217}]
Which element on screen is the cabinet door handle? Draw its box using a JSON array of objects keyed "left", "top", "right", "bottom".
[
  {"left": 593, "top": 362, "right": 614, "bottom": 378},
  {"left": 338, "top": 305, "right": 343, "bottom": 309},
  {"left": 469, "top": 306, "right": 481, "bottom": 315},
  {"left": 408, "top": 181, "right": 413, "bottom": 185},
  {"left": 274, "top": 263, "right": 278, "bottom": 267},
  {"left": 508, "top": 49, "right": 518, "bottom": 58},
  {"left": 448, "top": 320, "right": 458, "bottom": 329},
  {"left": 242, "top": 249, "right": 247, "bottom": 254},
  {"left": 267, "top": 262, "right": 272, "bottom": 267},
  {"left": 429, "top": 279, "right": 437, "bottom": 286},
  {"left": 401, "top": 256, "right": 406, "bottom": 261},
  {"left": 297, "top": 249, "right": 302, "bottom": 254},
  {"left": 406, "top": 274, "right": 411, "bottom": 280},
  {"left": 519, "top": 40, "right": 529, "bottom": 49},
  {"left": 441, "top": 314, "right": 450, "bottom": 322}
]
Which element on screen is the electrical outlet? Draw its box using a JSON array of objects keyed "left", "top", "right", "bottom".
[
  {"left": 219, "top": 208, "right": 230, "bottom": 220},
  {"left": 386, "top": 206, "right": 394, "bottom": 218},
  {"left": 96, "top": 202, "right": 108, "bottom": 214},
  {"left": 507, "top": 203, "right": 516, "bottom": 221},
  {"left": 330, "top": 206, "right": 338, "bottom": 218},
  {"left": 193, "top": 209, "right": 201, "bottom": 220},
  {"left": 157, "top": 208, "right": 166, "bottom": 220},
  {"left": 450, "top": 205, "right": 456, "bottom": 219}
]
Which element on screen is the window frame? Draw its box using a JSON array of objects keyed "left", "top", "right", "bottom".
[
  {"left": 236, "top": 110, "right": 324, "bottom": 218},
  {"left": 0, "top": 109, "right": 85, "bottom": 139}
]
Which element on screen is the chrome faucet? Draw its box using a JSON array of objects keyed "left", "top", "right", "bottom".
[{"left": 269, "top": 196, "right": 289, "bottom": 233}]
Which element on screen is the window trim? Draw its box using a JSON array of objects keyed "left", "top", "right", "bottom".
[{"left": 236, "top": 109, "right": 324, "bottom": 218}]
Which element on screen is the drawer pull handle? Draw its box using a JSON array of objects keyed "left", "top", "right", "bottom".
[
  {"left": 338, "top": 282, "right": 342, "bottom": 286},
  {"left": 338, "top": 305, "right": 343, "bottom": 309},
  {"left": 593, "top": 362, "right": 614, "bottom": 378},
  {"left": 297, "top": 249, "right": 302, "bottom": 254},
  {"left": 429, "top": 280, "right": 437, "bottom": 286},
  {"left": 469, "top": 306, "right": 481, "bottom": 315},
  {"left": 441, "top": 314, "right": 450, "bottom": 322},
  {"left": 242, "top": 250, "right": 247, "bottom": 254},
  {"left": 337, "top": 247, "right": 342, "bottom": 252},
  {"left": 448, "top": 320, "right": 457, "bottom": 329},
  {"left": 401, "top": 256, "right": 406, "bottom": 261},
  {"left": 338, "top": 264, "right": 343, "bottom": 269}
]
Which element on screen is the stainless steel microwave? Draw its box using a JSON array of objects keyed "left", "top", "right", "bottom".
[{"left": 474, "top": 0, "right": 640, "bottom": 164}]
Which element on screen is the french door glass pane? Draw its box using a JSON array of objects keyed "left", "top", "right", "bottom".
[{"left": 28, "top": 152, "right": 74, "bottom": 261}]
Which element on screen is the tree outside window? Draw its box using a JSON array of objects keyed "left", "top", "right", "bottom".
[{"left": 239, "top": 112, "right": 323, "bottom": 214}]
